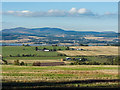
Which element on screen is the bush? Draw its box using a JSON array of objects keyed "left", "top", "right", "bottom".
[
  {"left": 58, "top": 49, "right": 61, "bottom": 50},
  {"left": 20, "top": 61, "right": 25, "bottom": 66},
  {"left": 14, "top": 60, "right": 20, "bottom": 65},
  {"left": 17, "top": 54, "right": 20, "bottom": 57},
  {"left": 35, "top": 47, "right": 38, "bottom": 51},
  {"left": 33, "top": 62, "right": 41, "bottom": 66},
  {"left": 57, "top": 54, "right": 66, "bottom": 56},
  {"left": 2, "top": 58, "right": 8, "bottom": 65},
  {"left": 66, "top": 47, "right": 70, "bottom": 50},
  {"left": 81, "top": 58, "right": 88, "bottom": 61},
  {"left": 9, "top": 55, "right": 12, "bottom": 57},
  {"left": 69, "top": 62, "right": 74, "bottom": 65},
  {"left": 63, "top": 59, "right": 66, "bottom": 61},
  {"left": 69, "top": 61, "right": 101, "bottom": 65}
]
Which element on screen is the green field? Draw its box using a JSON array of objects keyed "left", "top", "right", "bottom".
[
  {"left": 2, "top": 65, "right": 119, "bottom": 89},
  {"left": 2, "top": 46, "right": 67, "bottom": 61},
  {"left": 2, "top": 46, "right": 64, "bottom": 57}
]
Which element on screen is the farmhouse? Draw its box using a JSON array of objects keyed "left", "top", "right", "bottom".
[
  {"left": 66, "top": 57, "right": 72, "bottom": 60},
  {"left": 65, "top": 57, "right": 83, "bottom": 61},
  {"left": 75, "top": 58, "right": 82, "bottom": 60},
  {"left": 69, "top": 48, "right": 84, "bottom": 51},
  {"left": 76, "top": 48, "right": 84, "bottom": 51},
  {"left": 44, "top": 50, "right": 50, "bottom": 52}
]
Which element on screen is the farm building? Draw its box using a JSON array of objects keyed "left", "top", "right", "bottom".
[
  {"left": 75, "top": 58, "right": 82, "bottom": 60},
  {"left": 44, "top": 50, "right": 50, "bottom": 52},
  {"left": 76, "top": 48, "right": 84, "bottom": 51},
  {"left": 66, "top": 57, "right": 72, "bottom": 60},
  {"left": 65, "top": 57, "right": 84, "bottom": 61},
  {"left": 69, "top": 48, "right": 84, "bottom": 51}
]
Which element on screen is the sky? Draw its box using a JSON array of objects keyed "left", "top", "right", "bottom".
[{"left": 2, "top": 2, "right": 118, "bottom": 32}]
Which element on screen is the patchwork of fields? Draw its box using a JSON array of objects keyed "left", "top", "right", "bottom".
[
  {"left": 2, "top": 65, "right": 119, "bottom": 89},
  {"left": 1, "top": 46, "right": 119, "bottom": 89},
  {"left": 58, "top": 46, "right": 118, "bottom": 56}
]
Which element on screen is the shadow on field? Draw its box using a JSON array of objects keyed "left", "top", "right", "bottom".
[{"left": 2, "top": 79, "right": 120, "bottom": 90}]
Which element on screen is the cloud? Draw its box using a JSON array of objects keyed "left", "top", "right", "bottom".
[
  {"left": 104, "top": 12, "right": 116, "bottom": 15},
  {"left": 3, "top": 10, "right": 32, "bottom": 16},
  {"left": 47, "top": 9, "right": 66, "bottom": 16},
  {"left": 99, "top": 12, "right": 118, "bottom": 18},
  {"left": 78, "top": 8, "right": 92, "bottom": 14},
  {"left": 69, "top": 8, "right": 77, "bottom": 14},
  {"left": 2, "top": 8, "right": 117, "bottom": 17}
]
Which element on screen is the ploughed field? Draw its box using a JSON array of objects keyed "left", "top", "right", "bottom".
[
  {"left": 58, "top": 46, "right": 118, "bottom": 56},
  {"left": 2, "top": 65, "right": 119, "bottom": 89}
]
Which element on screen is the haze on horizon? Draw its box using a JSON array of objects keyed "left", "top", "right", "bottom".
[{"left": 2, "top": 2, "right": 118, "bottom": 32}]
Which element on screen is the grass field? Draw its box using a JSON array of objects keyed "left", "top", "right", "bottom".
[
  {"left": 58, "top": 46, "right": 118, "bottom": 56},
  {"left": 2, "top": 46, "right": 61, "bottom": 57},
  {"left": 2, "top": 65, "right": 119, "bottom": 89}
]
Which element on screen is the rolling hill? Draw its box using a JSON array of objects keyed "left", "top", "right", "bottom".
[{"left": 2, "top": 27, "right": 117, "bottom": 36}]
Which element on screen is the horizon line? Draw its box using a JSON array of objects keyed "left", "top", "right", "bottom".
[{"left": 1, "top": 26, "right": 117, "bottom": 33}]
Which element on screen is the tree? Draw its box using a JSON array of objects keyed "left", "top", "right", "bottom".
[
  {"left": 22, "top": 54, "right": 25, "bottom": 57},
  {"left": 2, "top": 57, "right": 8, "bottom": 65},
  {"left": 43, "top": 48, "right": 47, "bottom": 50},
  {"left": 20, "top": 61, "right": 25, "bottom": 66},
  {"left": 66, "top": 47, "right": 70, "bottom": 50},
  {"left": 26, "top": 44, "right": 30, "bottom": 46},
  {"left": 33, "top": 62, "right": 41, "bottom": 66},
  {"left": 14, "top": 60, "right": 20, "bottom": 65},
  {"left": 35, "top": 47, "right": 38, "bottom": 51},
  {"left": 9, "top": 55, "right": 12, "bottom": 57},
  {"left": 17, "top": 54, "right": 20, "bottom": 57},
  {"left": 53, "top": 49, "right": 56, "bottom": 51},
  {"left": 58, "top": 48, "right": 61, "bottom": 50},
  {"left": 79, "top": 44, "right": 84, "bottom": 46}
]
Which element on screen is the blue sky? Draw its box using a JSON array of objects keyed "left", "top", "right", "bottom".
[{"left": 2, "top": 2, "right": 118, "bottom": 32}]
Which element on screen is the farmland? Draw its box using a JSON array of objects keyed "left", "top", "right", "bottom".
[
  {"left": 1, "top": 46, "right": 119, "bottom": 89},
  {"left": 1, "top": 46, "right": 119, "bottom": 65},
  {"left": 58, "top": 46, "right": 118, "bottom": 56},
  {"left": 84, "top": 37, "right": 118, "bottom": 41},
  {"left": 2, "top": 46, "right": 66, "bottom": 57},
  {"left": 2, "top": 65, "right": 119, "bottom": 89}
]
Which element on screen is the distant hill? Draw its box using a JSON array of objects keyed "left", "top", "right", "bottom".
[{"left": 2, "top": 27, "right": 117, "bottom": 36}]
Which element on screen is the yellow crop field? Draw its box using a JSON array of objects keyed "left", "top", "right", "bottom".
[{"left": 57, "top": 46, "right": 118, "bottom": 56}]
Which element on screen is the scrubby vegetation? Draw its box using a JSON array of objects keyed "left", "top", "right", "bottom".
[{"left": 69, "top": 56, "right": 119, "bottom": 65}]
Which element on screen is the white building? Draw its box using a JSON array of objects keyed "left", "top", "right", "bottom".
[{"left": 44, "top": 50, "right": 50, "bottom": 52}]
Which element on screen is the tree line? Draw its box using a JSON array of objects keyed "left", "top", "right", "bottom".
[{"left": 9, "top": 53, "right": 66, "bottom": 57}]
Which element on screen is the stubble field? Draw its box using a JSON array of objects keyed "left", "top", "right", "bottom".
[{"left": 58, "top": 46, "right": 118, "bottom": 56}]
